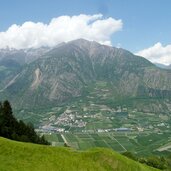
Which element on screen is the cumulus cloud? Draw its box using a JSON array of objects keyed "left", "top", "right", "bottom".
[
  {"left": 0, "top": 14, "right": 122, "bottom": 49},
  {"left": 136, "top": 42, "right": 171, "bottom": 65}
]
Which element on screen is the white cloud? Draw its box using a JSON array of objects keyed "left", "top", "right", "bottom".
[
  {"left": 136, "top": 42, "right": 171, "bottom": 65},
  {"left": 0, "top": 14, "right": 122, "bottom": 49}
]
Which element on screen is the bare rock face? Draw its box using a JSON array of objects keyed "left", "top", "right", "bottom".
[
  {"left": 31, "top": 68, "right": 42, "bottom": 90},
  {"left": 1, "top": 39, "right": 171, "bottom": 112}
]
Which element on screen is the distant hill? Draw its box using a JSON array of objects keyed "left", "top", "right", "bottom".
[
  {"left": 0, "top": 137, "right": 159, "bottom": 171},
  {"left": 154, "top": 63, "right": 171, "bottom": 70}
]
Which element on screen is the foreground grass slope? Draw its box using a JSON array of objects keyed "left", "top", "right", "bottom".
[{"left": 0, "top": 137, "right": 159, "bottom": 171}]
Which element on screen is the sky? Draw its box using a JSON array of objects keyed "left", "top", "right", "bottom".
[{"left": 0, "top": 0, "right": 171, "bottom": 65}]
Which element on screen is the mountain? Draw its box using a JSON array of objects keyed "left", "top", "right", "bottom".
[
  {"left": 1, "top": 39, "right": 171, "bottom": 113},
  {"left": 154, "top": 63, "right": 171, "bottom": 70},
  {"left": 0, "top": 47, "right": 51, "bottom": 65},
  {"left": 0, "top": 137, "right": 159, "bottom": 171},
  {"left": 0, "top": 47, "right": 51, "bottom": 91}
]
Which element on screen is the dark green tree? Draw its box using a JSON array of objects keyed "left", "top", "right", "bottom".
[{"left": 0, "top": 100, "right": 50, "bottom": 145}]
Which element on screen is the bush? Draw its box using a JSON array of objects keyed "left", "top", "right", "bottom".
[
  {"left": 122, "top": 151, "right": 138, "bottom": 161},
  {"left": 145, "top": 156, "right": 168, "bottom": 170}
]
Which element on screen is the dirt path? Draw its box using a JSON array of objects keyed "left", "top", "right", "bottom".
[
  {"left": 108, "top": 133, "right": 127, "bottom": 152},
  {"left": 0, "top": 74, "right": 19, "bottom": 92},
  {"left": 61, "top": 134, "right": 68, "bottom": 144}
]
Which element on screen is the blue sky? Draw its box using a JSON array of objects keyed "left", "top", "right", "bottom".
[{"left": 0, "top": 0, "right": 171, "bottom": 64}]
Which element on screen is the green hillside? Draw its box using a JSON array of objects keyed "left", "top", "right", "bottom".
[{"left": 0, "top": 137, "right": 159, "bottom": 171}]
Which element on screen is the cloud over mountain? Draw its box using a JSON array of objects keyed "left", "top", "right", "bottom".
[
  {"left": 0, "top": 14, "right": 122, "bottom": 49},
  {"left": 136, "top": 42, "right": 171, "bottom": 65}
]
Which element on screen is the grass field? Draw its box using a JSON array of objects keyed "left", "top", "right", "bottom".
[{"left": 0, "top": 137, "right": 159, "bottom": 171}]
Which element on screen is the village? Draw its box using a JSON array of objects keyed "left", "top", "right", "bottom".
[{"left": 36, "top": 103, "right": 170, "bottom": 135}]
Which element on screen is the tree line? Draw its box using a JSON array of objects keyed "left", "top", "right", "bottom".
[
  {"left": 123, "top": 151, "right": 171, "bottom": 170},
  {"left": 0, "top": 100, "right": 50, "bottom": 145}
]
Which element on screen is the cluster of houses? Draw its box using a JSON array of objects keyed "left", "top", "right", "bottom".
[{"left": 36, "top": 104, "right": 170, "bottom": 135}]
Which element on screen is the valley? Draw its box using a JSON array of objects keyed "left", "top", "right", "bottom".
[
  {"left": 1, "top": 39, "right": 171, "bottom": 158},
  {"left": 15, "top": 80, "right": 171, "bottom": 156},
  {"left": 1, "top": 1, "right": 171, "bottom": 170}
]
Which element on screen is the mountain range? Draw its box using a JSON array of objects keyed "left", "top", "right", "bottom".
[
  {"left": 1, "top": 39, "right": 171, "bottom": 113},
  {"left": 154, "top": 63, "right": 171, "bottom": 70}
]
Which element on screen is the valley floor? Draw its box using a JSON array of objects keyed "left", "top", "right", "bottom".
[
  {"left": 15, "top": 81, "right": 171, "bottom": 156},
  {"left": 44, "top": 131, "right": 171, "bottom": 157}
]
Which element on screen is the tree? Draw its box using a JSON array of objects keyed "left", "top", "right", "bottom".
[
  {"left": 0, "top": 100, "right": 50, "bottom": 145},
  {"left": 146, "top": 156, "right": 168, "bottom": 170},
  {"left": 0, "top": 101, "right": 17, "bottom": 138},
  {"left": 0, "top": 102, "right": 3, "bottom": 134}
]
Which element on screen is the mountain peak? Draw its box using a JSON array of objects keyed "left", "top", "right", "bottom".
[
  {"left": 69, "top": 38, "right": 93, "bottom": 44},
  {"left": 67, "top": 38, "right": 102, "bottom": 47}
]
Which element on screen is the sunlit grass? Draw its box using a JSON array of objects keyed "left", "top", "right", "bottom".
[{"left": 0, "top": 137, "right": 159, "bottom": 171}]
